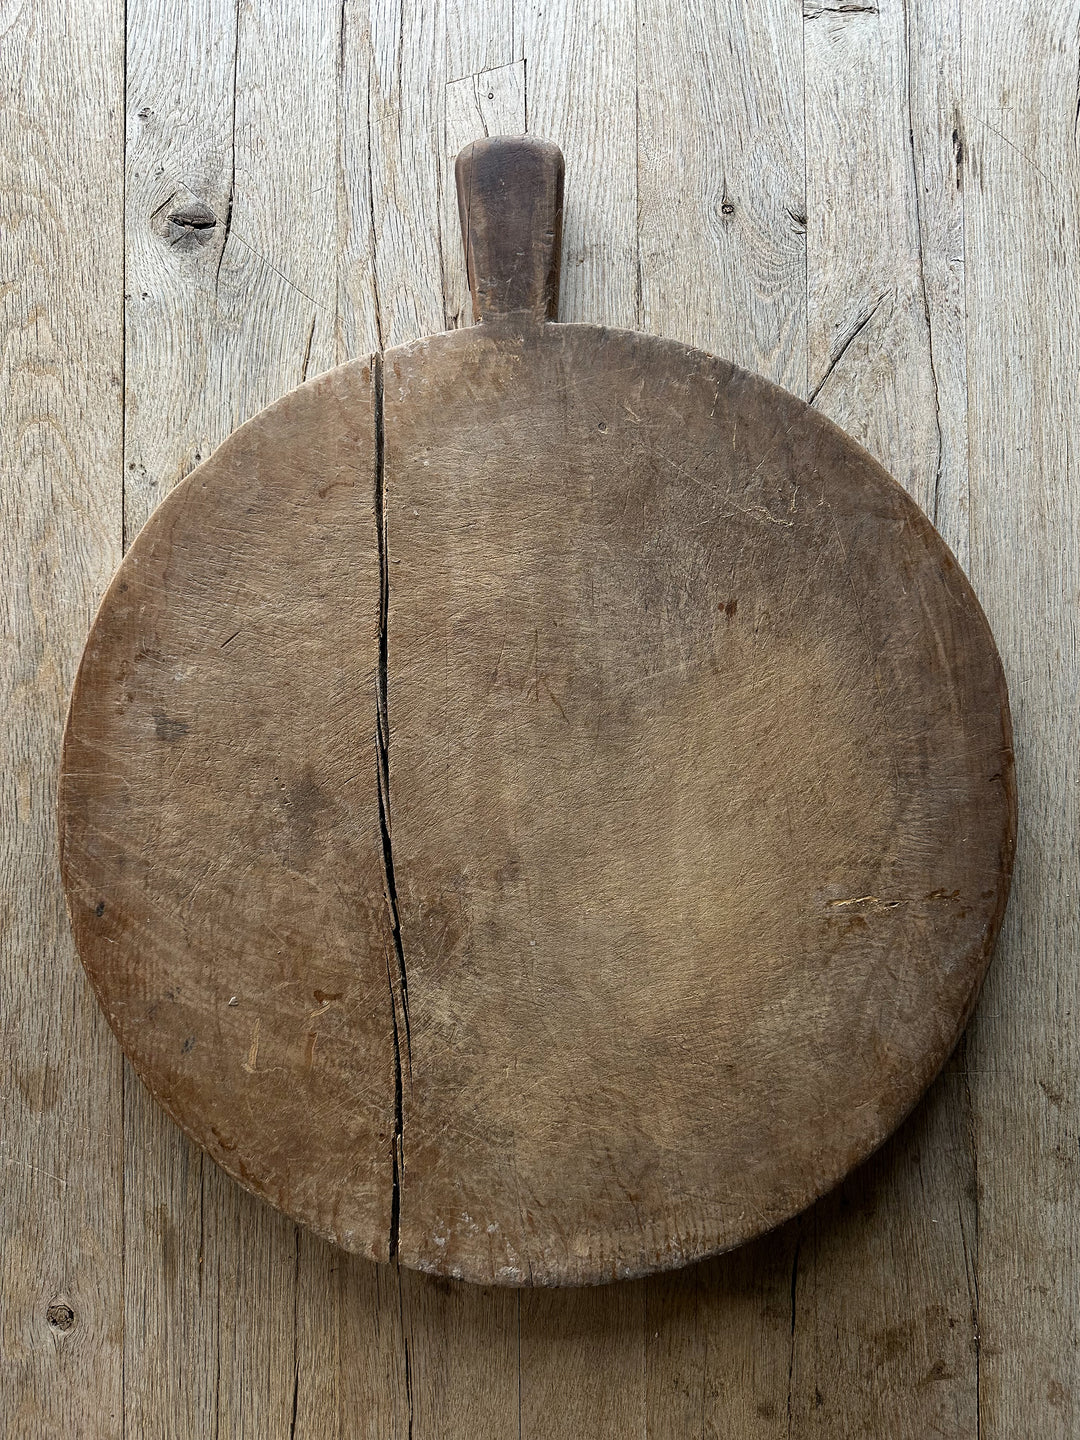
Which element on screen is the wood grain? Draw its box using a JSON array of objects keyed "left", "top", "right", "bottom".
[
  {"left": 60, "top": 361, "right": 393, "bottom": 1251},
  {"left": 965, "top": 3, "right": 1080, "bottom": 1432},
  {"left": 637, "top": 0, "right": 806, "bottom": 390},
  {"left": 444, "top": 63, "right": 528, "bottom": 328},
  {"left": 0, "top": 1, "right": 125, "bottom": 1435},
  {"left": 381, "top": 315, "right": 1012, "bottom": 1284},
  {"left": 4, "top": 0, "right": 1077, "bottom": 1434},
  {"left": 633, "top": 6, "right": 810, "bottom": 1427},
  {"left": 121, "top": 5, "right": 347, "bottom": 1433},
  {"left": 794, "top": 3, "right": 984, "bottom": 1434}
]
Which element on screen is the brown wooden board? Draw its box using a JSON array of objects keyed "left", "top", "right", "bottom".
[
  {"left": 60, "top": 360, "right": 397, "bottom": 1257},
  {"left": 58, "top": 136, "right": 1015, "bottom": 1286}
]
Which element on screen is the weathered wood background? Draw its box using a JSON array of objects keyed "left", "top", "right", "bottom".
[{"left": 1, "top": 0, "right": 1075, "bottom": 1434}]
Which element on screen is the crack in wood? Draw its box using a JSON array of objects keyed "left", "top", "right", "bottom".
[
  {"left": 803, "top": 2, "right": 879, "bottom": 16},
  {"left": 365, "top": 64, "right": 385, "bottom": 350},
  {"left": 808, "top": 291, "right": 888, "bottom": 405},
  {"left": 902, "top": 0, "right": 944, "bottom": 524},
  {"left": 288, "top": 1227, "right": 301, "bottom": 1438},
  {"left": 299, "top": 314, "right": 316, "bottom": 382},
  {"left": 374, "top": 350, "right": 410, "bottom": 1261},
  {"left": 214, "top": 3, "right": 240, "bottom": 297}
]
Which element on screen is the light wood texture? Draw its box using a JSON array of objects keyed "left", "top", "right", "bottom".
[
  {"left": 637, "top": 0, "right": 806, "bottom": 389},
  {"left": 3, "top": 0, "right": 1076, "bottom": 1433},
  {"left": 121, "top": 7, "right": 348, "bottom": 1435},
  {"left": 0, "top": 1, "right": 125, "bottom": 1435},
  {"left": 965, "top": 5, "right": 1080, "bottom": 1433}
]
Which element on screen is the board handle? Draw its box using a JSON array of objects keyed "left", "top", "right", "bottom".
[{"left": 455, "top": 136, "right": 564, "bottom": 324}]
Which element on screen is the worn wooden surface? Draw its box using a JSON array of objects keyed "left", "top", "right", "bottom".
[
  {"left": 60, "top": 361, "right": 402, "bottom": 1258},
  {"left": 384, "top": 311, "right": 1014, "bottom": 1282},
  {"left": 2, "top": 0, "right": 1076, "bottom": 1432},
  {"left": 56, "top": 130, "right": 1013, "bottom": 1286}
]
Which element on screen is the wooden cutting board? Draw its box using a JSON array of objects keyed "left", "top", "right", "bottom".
[{"left": 59, "top": 137, "right": 1016, "bottom": 1286}]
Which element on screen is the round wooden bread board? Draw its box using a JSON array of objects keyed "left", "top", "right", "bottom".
[{"left": 59, "top": 137, "right": 1015, "bottom": 1286}]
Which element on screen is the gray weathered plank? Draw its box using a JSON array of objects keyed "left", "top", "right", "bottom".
[
  {"left": 964, "top": 2, "right": 1080, "bottom": 1433},
  {"left": 521, "top": 0, "right": 639, "bottom": 328},
  {"left": 522, "top": 1286, "right": 647, "bottom": 1439},
  {"left": 644, "top": 1229, "right": 800, "bottom": 1440},
  {"left": 805, "top": 0, "right": 940, "bottom": 518},
  {"left": 359, "top": 0, "right": 447, "bottom": 349},
  {"left": 0, "top": 0, "right": 125, "bottom": 1435},
  {"left": 293, "top": 1241, "right": 411, "bottom": 1439},
  {"left": 398, "top": 1271, "right": 519, "bottom": 1438},
  {"left": 122, "top": 1, "right": 343, "bottom": 1434},
  {"left": 638, "top": 0, "right": 806, "bottom": 389},
  {"left": 445, "top": 0, "right": 523, "bottom": 82}
]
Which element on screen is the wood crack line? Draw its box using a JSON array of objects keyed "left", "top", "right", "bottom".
[
  {"left": 374, "top": 350, "right": 410, "bottom": 1260},
  {"left": 214, "top": 0, "right": 240, "bottom": 297},
  {"left": 808, "top": 290, "right": 888, "bottom": 405}
]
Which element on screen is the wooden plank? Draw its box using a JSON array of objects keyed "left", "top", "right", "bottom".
[
  {"left": 445, "top": 0, "right": 523, "bottom": 82},
  {"left": 637, "top": 0, "right": 806, "bottom": 390},
  {"left": 791, "top": 1070, "right": 981, "bottom": 1436},
  {"left": 293, "top": 1241, "right": 410, "bottom": 1439},
  {"left": 964, "top": 2, "right": 1080, "bottom": 1433},
  {"left": 805, "top": 0, "right": 941, "bottom": 517},
  {"left": 904, "top": 0, "right": 969, "bottom": 565},
  {"left": 122, "top": 2, "right": 345, "bottom": 1435},
  {"left": 644, "top": 1230, "right": 800, "bottom": 1440},
  {"left": 398, "top": 1272, "right": 519, "bottom": 1439},
  {"left": 521, "top": 1286, "right": 646, "bottom": 1439},
  {"left": 634, "top": 4, "right": 805, "bottom": 1433},
  {"left": 796, "top": 1, "right": 981, "bottom": 1434},
  {"left": 208, "top": 1198, "right": 299, "bottom": 1438},
  {"left": 0, "top": 0, "right": 125, "bottom": 1435},
  {"left": 351, "top": 5, "right": 524, "bottom": 1434},
  {"left": 357, "top": 0, "right": 447, "bottom": 349},
  {"left": 514, "top": 8, "right": 644, "bottom": 1428},
  {"left": 521, "top": 0, "right": 639, "bottom": 327},
  {"left": 124, "top": 0, "right": 338, "bottom": 541}
]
